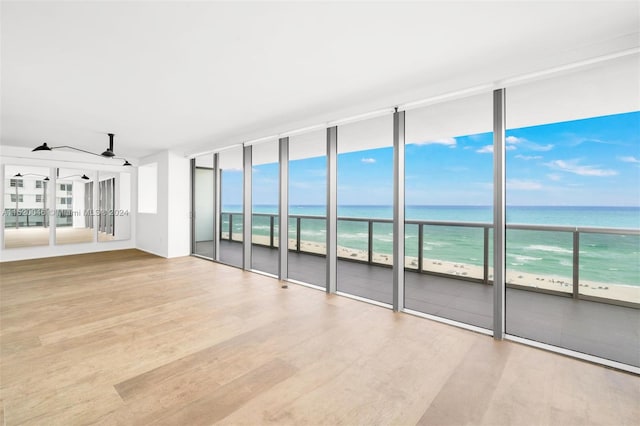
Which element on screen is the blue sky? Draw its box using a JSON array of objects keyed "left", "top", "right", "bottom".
[{"left": 223, "top": 111, "right": 640, "bottom": 207}]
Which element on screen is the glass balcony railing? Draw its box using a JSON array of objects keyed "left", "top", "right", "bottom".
[{"left": 219, "top": 212, "right": 639, "bottom": 306}]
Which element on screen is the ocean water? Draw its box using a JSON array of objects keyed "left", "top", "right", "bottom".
[{"left": 222, "top": 205, "right": 640, "bottom": 287}]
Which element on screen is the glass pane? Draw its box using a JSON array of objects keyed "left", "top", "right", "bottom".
[
  {"left": 337, "top": 115, "right": 393, "bottom": 304},
  {"left": 97, "top": 171, "right": 131, "bottom": 242},
  {"left": 505, "top": 229, "right": 573, "bottom": 291},
  {"left": 372, "top": 221, "right": 393, "bottom": 266},
  {"left": 56, "top": 168, "right": 95, "bottom": 245},
  {"left": 288, "top": 130, "right": 327, "bottom": 287},
  {"left": 251, "top": 140, "right": 279, "bottom": 275},
  {"left": 404, "top": 93, "right": 493, "bottom": 330},
  {"left": 580, "top": 232, "right": 639, "bottom": 304},
  {"left": 505, "top": 55, "right": 640, "bottom": 367},
  {"left": 193, "top": 154, "right": 214, "bottom": 258},
  {"left": 219, "top": 146, "right": 244, "bottom": 267},
  {"left": 4, "top": 165, "right": 50, "bottom": 248}
]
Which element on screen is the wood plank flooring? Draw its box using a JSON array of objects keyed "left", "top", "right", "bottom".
[{"left": 1, "top": 249, "right": 638, "bottom": 425}]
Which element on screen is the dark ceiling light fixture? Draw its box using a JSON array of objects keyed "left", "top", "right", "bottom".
[
  {"left": 13, "top": 173, "right": 50, "bottom": 181},
  {"left": 31, "top": 133, "right": 133, "bottom": 166},
  {"left": 101, "top": 133, "right": 116, "bottom": 157},
  {"left": 59, "top": 174, "right": 91, "bottom": 181}
]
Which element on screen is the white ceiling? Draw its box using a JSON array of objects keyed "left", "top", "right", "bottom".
[{"left": 1, "top": 1, "right": 638, "bottom": 160}]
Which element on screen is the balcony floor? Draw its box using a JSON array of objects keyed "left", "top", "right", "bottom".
[{"left": 196, "top": 240, "right": 639, "bottom": 367}]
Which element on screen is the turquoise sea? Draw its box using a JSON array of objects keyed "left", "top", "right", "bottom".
[{"left": 222, "top": 205, "right": 640, "bottom": 287}]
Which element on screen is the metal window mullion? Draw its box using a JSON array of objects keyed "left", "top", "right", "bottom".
[
  {"left": 213, "top": 153, "right": 221, "bottom": 261},
  {"left": 326, "top": 126, "right": 338, "bottom": 293},
  {"left": 50, "top": 167, "right": 56, "bottom": 245},
  {"left": 190, "top": 158, "right": 196, "bottom": 255},
  {"left": 243, "top": 145, "right": 252, "bottom": 270},
  {"left": 279, "top": 137, "right": 289, "bottom": 280},
  {"left": 493, "top": 88, "right": 506, "bottom": 339},
  {"left": 393, "top": 110, "right": 405, "bottom": 312}
]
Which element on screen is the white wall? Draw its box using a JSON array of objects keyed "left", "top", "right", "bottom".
[
  {"left": 136, "top": 150, "right": 190, "bottom": 258},
  {"left": 0, "top": 146, "right": 137, "bottom": 262},
  {"left": 167, "top": 151, "right": 190, "bottom": 258}
]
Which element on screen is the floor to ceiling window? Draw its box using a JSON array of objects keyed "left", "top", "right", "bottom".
[
  {"left": 190, "top": 53, "right": 639, "bottom": 372},
  {"left": 288, "top": 129, "right": 327, "bottom": 288},
  {"left": 251, "top": 140, "right": 280, "bottom": 276},
  {"left": 404, "top": 93, "right": 494, "bottom": 329},
  {"left": 218, "top": 147, "right": 244, "bottom": 268},
  {"left": 193, "top": 154, "right": 214, "bottom": 259},
  {"left": 505, "top": 55, "right": 640, "bottom": 367},
  {"left": 337, "top": 115, "right": 394, "bottom": 304}
]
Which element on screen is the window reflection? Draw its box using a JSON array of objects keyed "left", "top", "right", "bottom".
[
  {"left": 4, "top": 165, "right": 50, "bottom": 248},
  {"left": 55, "top": 168, "right": 95, "bottom": 245}
]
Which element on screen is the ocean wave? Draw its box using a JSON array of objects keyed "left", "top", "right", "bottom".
[
  {"left": 339, "top": 233, "right": 369, "bottom": 239},
  {"left": 425, "top": 241, "right": 447, "bottom": 247},
  {"left": 507, "top": 253, "right": 543, "bottom": 263},
  {"left": 301, "top": 230, "right": 326, "bottom": 237},
  {"left": 527, "top": 244, "right": 572, "bottom": 254}
]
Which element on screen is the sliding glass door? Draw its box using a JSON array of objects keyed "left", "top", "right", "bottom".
[
  {"left": 218, "top": 147, "right": 244, "bottom": 268},
  {"left": 288, "top": 130, "right": 327, "bottom": 287},
  {"left": 337, "top": 115, "right": 394, "bottom": 304},
  {"left": 505, "top": 55, "right": 640, "bottom": 367},
  {"left": 251, "top": 140, "right": 279, "bottom": 275},
  {"left": 404, "top": 93, "right": 494, "bottom": 329},
  {"left": 193, "top": 154, "right": 214, "bottom": 259}
]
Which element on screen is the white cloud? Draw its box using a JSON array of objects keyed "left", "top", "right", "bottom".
[
  {"left": 528, "top": 143, "right": 554, "bottom": 151},
  {"left": 515, "top": 154, "right": 543, "bottom": 161},
  {"left": 505, "top": 135, "right": 554, "bottom": 152},
  {"left": 414, "top": 137, "right": 456, "bottom": 146},
  {"left": 545, "top": 159, "right": 618, "bottom": 177},
  {"left": 361, "top": 158, "right": 376, "bottom": 164},
  {"left": 619, "top": 156, "right": 640, "bottom": 164},
  {"left": 546, "top": 173, "right": 562, "bottom": 181},
  {"left": 507, "top": 179, "right": 543, "bottom": 190},
  {"left": 476, "top": 145, "right": 515, "bottom": 154}
]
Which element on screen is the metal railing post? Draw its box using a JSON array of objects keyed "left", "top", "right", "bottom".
[
  {"left": 229, "top": 213, "right": 233, "bottom": 241},
  {"left": 418, "top": 223, "right": 424, "bottom": 272},
  {"left": 296, "top": 217, "right": 301, "bottom": 252},
  {"left": 368, "top": 220, "right": 373, "bottom": 264},
  {"left": 484, "top": 226, "right": 490, "bottom": 284},
  {"left": 573, "top": 230, "right": 580, "bottom": 299},
  {"left": 270, "top": 215, "right": 275, "bottom": 248}
]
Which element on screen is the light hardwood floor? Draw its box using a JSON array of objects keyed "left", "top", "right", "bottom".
[{"left": 1, "top": 250, "right": 638, "bottom": 425}]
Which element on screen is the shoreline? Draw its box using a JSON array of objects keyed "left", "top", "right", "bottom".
[{"left": 235, "top": 233, "right": 639, "bottom": 304}]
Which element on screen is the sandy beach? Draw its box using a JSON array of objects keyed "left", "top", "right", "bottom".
[{"left": 242, "top": 233, "right": 639, "bottom": 305}]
